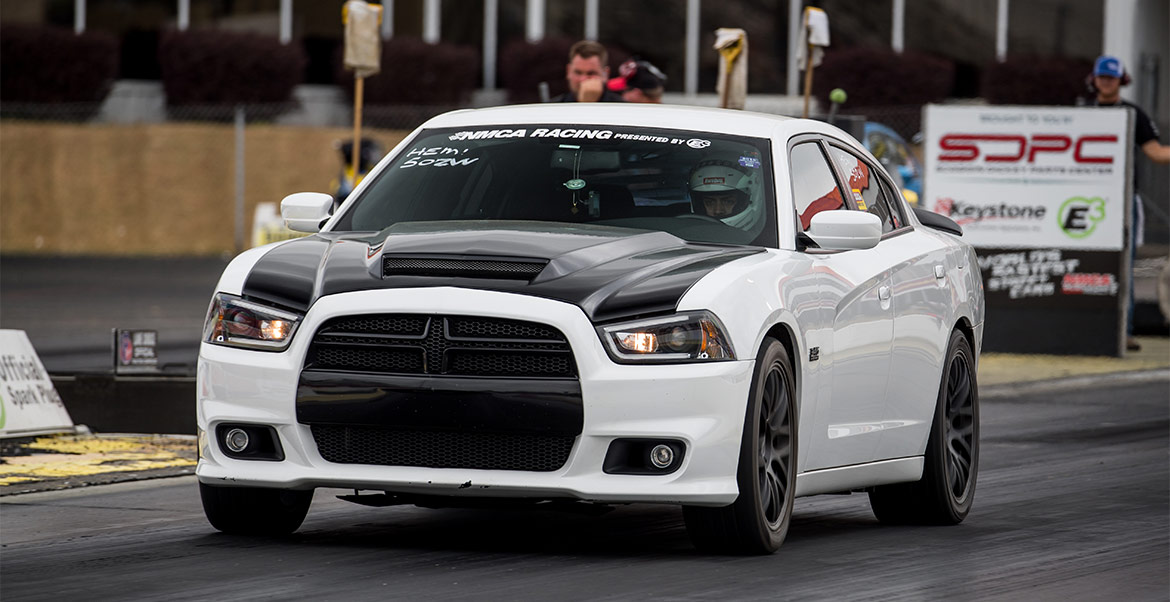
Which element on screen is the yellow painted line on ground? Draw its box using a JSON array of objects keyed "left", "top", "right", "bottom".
[
  {"left": 0, "top": 435, "right": 195, "bottom": 487},
  {"left": 979, "top": 335, "right": 1170, "bottom": 386}
]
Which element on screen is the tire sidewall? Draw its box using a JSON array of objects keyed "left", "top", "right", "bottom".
[
  {"left": 735, "top": 338, "right": 797, "bottom": 551},
  {"left": 927, "top": 330, "right": 979, "bottom": 521}
]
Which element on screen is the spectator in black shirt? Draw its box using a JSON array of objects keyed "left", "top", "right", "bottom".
[
  {"left": 554, "top": 40, "right": 625, "bottom": 103},
  {"left": 1092, "top": 56, "right": 1170, "bottom": 162},
  {"left": 1090, "top": 55, "right": 1170, "bottom": 351},
  {"left": 607, "top": 58, "right": 667, "bottom": 103}
]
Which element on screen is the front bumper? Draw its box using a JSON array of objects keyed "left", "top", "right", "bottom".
[{"left": 197, "top": 287, "right": 754, "bottom": 506}]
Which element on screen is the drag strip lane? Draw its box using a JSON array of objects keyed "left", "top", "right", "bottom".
[{"left": 2, "top": 380, "right": 1166, "bottom": 601}]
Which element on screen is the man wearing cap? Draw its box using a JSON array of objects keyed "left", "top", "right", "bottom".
[
  {"left": 608, "top": 58, "right": 667, "bottom": 103},
  {"left": 554, "top": 40, "right": 625, "bottom": 103},
  {"left": 1090, "top": 55, "right": 1170, "bottom": 350}
]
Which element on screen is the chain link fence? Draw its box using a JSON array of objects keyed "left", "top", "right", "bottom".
[{"left": 3, "top": 91, "right": 1165, "bottom": 247}]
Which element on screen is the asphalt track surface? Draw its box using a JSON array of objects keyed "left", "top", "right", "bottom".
[
  {"left": 0, "top": 256, "right": 228, "bottom": 374},
  {"left": 2, "top": 378, "right": 1166, "bottom": 601}
]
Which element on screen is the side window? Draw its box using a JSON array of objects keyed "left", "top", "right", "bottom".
[
  {"left": 826, "top": 145, "right": 901, "bottom": 233},
  {"left": 789, "top": 142, "right": 845, "bottom": 232}
]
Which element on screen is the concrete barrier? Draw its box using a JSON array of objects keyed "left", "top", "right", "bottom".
[{"left": 52, "top": 374, "right": 195, "bottom": 435}]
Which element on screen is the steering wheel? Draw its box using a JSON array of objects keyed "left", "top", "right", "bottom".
[{"left": 676, "top": 213, "right": 724, "bottom": 224}]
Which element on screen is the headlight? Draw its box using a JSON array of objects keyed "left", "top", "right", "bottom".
[
  {"left": 597, "top": 311, "right": 735, "bottom": 363},
  {"left": 203, "top": 293, "right": 302, "bottom": 351}
]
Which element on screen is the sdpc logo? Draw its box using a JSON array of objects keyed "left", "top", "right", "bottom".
[{"left": 1058, "top": 197, "right": 1106, "bottom": 239}]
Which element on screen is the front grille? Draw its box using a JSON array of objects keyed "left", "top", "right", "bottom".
[
  {"left": 383, "top": 256, "right": 547, "bottom": 280},
  {"left": 311, "top": 425, "right": 574, "bottom": 471},
  {"left": 306, "top": 314, "right": 576, "bottom": 377}
]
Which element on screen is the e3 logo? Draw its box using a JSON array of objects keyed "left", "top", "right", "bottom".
[{"left": 1059, "top": 197, "right": 1106, "bottom": 239}]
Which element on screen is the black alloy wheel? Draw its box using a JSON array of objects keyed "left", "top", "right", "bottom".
[
  {"left": 758, "top": 358, "right": 794, "bottom": 528},
  {"left": 684, "top": 337, "right": 796, "bottom": 554},
  {"left": 869, "top": 329, "right": 979, "bottom": 525},
  {"left": 943, "top": 340, "right": 976, "bottom": 502}
]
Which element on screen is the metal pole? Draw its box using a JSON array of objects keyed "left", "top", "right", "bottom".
[
  {"left": 352, "top": 77, "right": 364, "bottom": 189},
  {"left": 484, "top": 0, "right": 498, "bottom": 89},
  {"left": 280, "top": 0, "right": 292, "bottom": 44},
  {"left": 685, "top": 0, "right": 699, "bottom": 96},
  {"left": 74, "top": 0, "right": 85, "bottom": 34},
  {"left": 234, "top": 105, "right": 245, "bottom": 254},
  {"left": 526, "top": 0, "right": 545, "bottom": 43},
  {"left": 995, "top": 0, "right": 1009, "bottom": 62},
  {"left": 382, "top": 0, "right": 394, "bottom": 39},
  {"left": 585, "top": 0, "right": 599, "bottom": 41},
  {"left": 178, "top": 0, "right": 190, "bottom": 31},
  {"left": 786, "top": 0, "right": 801, "bottom": 96},
  {"left": 892, "top": 0, "right": 905, "bottom": 54},
  {"left": 423, "top": 0, "right": 441, "bottom": 44}
]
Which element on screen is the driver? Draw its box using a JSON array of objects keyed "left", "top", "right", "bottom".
[{"left": 688, "top": 160, "right": 753, "bottom": 219}]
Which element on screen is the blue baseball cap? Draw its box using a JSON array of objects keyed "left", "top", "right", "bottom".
[{"left": 1093, "top": 55, "right": 1124, "bottom": 78}]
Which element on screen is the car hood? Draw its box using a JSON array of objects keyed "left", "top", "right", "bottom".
[{"left": 241, "top": 221, "right": 764, "bottom": 323}]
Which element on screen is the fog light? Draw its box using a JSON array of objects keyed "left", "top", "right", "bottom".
[
  {"left": 650, "top": 444, "right": 674, "bottom": 469},
  {"left": 224, "top": 428, "right": 250, "bottom": 453}
]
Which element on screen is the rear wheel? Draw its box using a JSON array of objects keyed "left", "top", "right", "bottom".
[
  {"left": 869, "top": 329, "right": 978, "bottom": 524},
  {"left": 200, "top": 482, "right": 313, "bottom": 535},
  {"left": 684, "top": 338, "right": 796, "bottom": 554}
]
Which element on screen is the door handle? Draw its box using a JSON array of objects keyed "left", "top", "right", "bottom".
[{"left": 879, "top": 285, "right": 891, "bottom": 301}]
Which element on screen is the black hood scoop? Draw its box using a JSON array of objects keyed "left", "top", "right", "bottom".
[
  {"left": 382, "top": 255, "right": 548, "bottom": 280},
  {"left": 242, "top": 224, "right": 763, "bottom": 323}
]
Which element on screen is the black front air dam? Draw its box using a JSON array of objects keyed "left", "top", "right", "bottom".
[{"left": 295, "top": 370, "right": 583, "bottom": 436}]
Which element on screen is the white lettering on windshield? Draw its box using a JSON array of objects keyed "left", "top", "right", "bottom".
[
  {"left": 406, "top": 146, "right": 465, "bottom": 157},
  {"left": 530, "top": 128, "right": 614, "bottom": 139},
  {"left": 400, "top": 157, "right": 481, "bottom": 169},
  {"left": 448, "top": 129, "right": 528, "bottom": 141}
]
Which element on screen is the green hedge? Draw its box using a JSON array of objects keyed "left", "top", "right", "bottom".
[
  {"left": 159, "top": 30, "right": 305, "bottom": 105},
  {"left": 981, "top": 56, "right": 1093, "bottom": 105},
  {"left": 499, "top": 37, "right": 575, "bottom": 104},
  {"left": 0, "top": 25, "right": 119, "bottom": 103},
  {"left": 812, "top": 47, "right": 954, "bottom": 108},
  {"left": 336, "top": 37, "right": 478, "bottom": 104}
]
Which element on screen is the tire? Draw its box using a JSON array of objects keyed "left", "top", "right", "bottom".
[
  {"left": 869, "top": 329, "right": 979, "bottom": 525},
  {"left": 683, "top": 338, "right": 797, "bottom": 554},
  {"left": 200, "top": 482, "right": 313, "bottom": 535}
]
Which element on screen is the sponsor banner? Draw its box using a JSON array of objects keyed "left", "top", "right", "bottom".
[
  {"left": 0, "top": 330, "right": 74, "bottom": 438},
  {"left": 113, "top": 329, "right": 159, "bottom": 374},
  {"left": 977, "top": 248, "right": 1121, "bottom": 310},
  {"left": 924, "top": 105, "right": 1130, "bottom": 250}
]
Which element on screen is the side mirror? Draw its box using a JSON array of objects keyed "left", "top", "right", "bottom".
[
  {"left": 807, "top": 210, "right": 882, "bottom": 251},
  {"left": 281, "top": 192, "right": 334, "bottom": 233}
]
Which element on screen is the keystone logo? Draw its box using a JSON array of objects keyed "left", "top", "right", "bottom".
[
  {"left": 1058, "top": 196, "right": 1106, "bottom": 239},
  {"left": 933, "top": 197, "right": 1046, "bottom": 225}
]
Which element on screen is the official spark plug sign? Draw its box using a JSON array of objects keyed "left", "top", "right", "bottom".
[
  {"left": 924, "top": 105, "right": 1130, "bottom": 250},
  {"left": 0, "top": 330, "right": 73, "bottom": 438}
]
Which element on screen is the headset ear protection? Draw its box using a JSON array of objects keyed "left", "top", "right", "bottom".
[{"left": 1086, "top": 70, "right": 1131, "bottom": 93}]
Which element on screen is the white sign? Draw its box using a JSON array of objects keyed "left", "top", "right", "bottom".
[
  {"left": 0, "top": 330, "right": 74, "bottom": 438},
  {"left": 924, "top": 105, "right": 1130, "bottom": 250}
]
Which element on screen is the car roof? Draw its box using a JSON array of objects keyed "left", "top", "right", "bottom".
[{"left": 419, "top": 103, "right": 861, "bottom": 143}]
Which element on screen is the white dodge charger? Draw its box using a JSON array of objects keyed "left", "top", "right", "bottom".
[{"left": 197, "top": 104, "right": 984, "bottom": 554}]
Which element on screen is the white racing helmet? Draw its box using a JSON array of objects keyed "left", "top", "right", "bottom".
[{"left": 688, "top": 160, "right": 753, "bottom": 218}]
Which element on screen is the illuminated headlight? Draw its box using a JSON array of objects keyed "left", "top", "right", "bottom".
[
  {"left": 203, "top": 293, "right": 302, "bottom": 351},
  {"left": 597, "top": 311, "right": 735, "bottom": 363}
]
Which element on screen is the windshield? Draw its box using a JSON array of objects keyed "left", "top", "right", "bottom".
[{"left": 332, "top": 125, "right": 777, "bottom": 247}]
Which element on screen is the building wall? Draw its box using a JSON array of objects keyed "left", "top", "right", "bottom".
[{"left": 0, "top": 123, "right": 407, "bottom": 256}]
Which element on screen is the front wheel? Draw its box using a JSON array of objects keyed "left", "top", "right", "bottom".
[
  {"left": 683, "top": 338, "right": 797, "bottom": 554},
  {"left": 869, "top": 329, "right": 979, "bottom": 524},
  {"left": 200, "top": 482, "right": 313, "bottom": 535}
]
